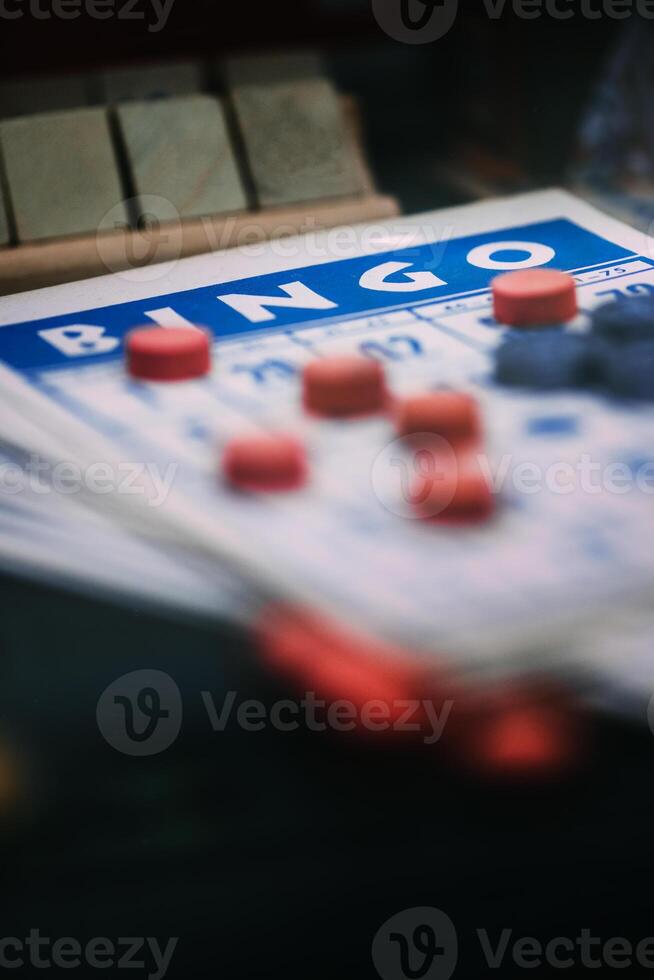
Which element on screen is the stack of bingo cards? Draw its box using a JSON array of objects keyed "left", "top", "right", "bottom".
[{"left": 1, "top": 188, "right": 654, "bottom": 725}]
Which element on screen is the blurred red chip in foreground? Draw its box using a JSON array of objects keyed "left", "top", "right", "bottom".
[
  {"left": 492, "top": 269, "right": 577, "bottom": 326},
  {"left": 222, "top": 434, "right": 307, "bottom": 492},
  {"left": 395, "top": 391, "right": 481, "bottom": 445},
  {"left": 303, "top": 356, "right": 387, "bottom": 417},
  {"left": 256, "top": 607, "right": 583, "bottom": 776},
  {"left": 126, "top": 326, "right": 210, "bottom": 381},
  {"left": 256, "top": 605, "right": 441, "bottom": 730},
  {"left": 412, "top": 452, "right": 494, "bottom": 524}
]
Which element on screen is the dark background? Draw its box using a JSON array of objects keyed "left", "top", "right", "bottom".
[
  {"left": 0, "top": 0, "right": 621, "bottom": 208},
  {"left": 1, "top": 4, "right": 652, "bottom": 979}
]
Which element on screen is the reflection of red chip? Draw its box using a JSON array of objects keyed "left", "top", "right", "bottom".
[
  {"left": 303, "top": 356, "right": 387, "bottom": 417},
  {"left": 452, "top": 686, "right": 583, "bottom": 778},
  {"left": 395, "top": 391, "right": 481, "bottom": 445},
  {"left": 483, "top": 708, "right": 565, "bottom": 771},
  {"left": 413, "top": 452, "right": 494, "bottom": 524},
  {"left": 492, "top": 269, "right": 577, "bottom": 326},
  {"left": 126, "top": 326, "right": 210, "bottom": 381},
  {"left": 222, "top": 434, "right": 307, "bottom": 492}
]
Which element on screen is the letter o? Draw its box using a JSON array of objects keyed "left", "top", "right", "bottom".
[{"left": 467, "top": 240, "right": 556, "bottom": 270}]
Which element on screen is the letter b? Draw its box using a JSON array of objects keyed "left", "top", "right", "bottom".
[{"left": 38, "top": 325, "right": 120, "bottom": 357}]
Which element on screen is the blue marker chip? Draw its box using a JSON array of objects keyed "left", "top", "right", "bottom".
[
  {"left": 494, "top": 330, "right": 602, "bottom": 391},
  {"left": 591, "top": 295, "right": 654, "bottom": 344},
  {"left": 602, "top": 341, "right": 654, "bottom": 400}
]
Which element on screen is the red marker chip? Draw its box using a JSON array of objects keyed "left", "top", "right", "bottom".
[
  {"left": 126, "top": 326, "right": 211, "bottom": 381},
  {"left": 222, "top": 434, "right": 307, "bottom": 492},
  {"left": 492, "top": 269, "right": 577, "bottom": 326},
  {"left": 303, "top": 356, "right": 387, "bottom": 417},
  {"left": 395, "top": 391, "right": 481, "bottom": 445},
  {"left": 412, "top": 452, "right": 494, "bottom": 524}
]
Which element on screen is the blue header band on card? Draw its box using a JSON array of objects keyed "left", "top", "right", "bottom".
[{"left": 0, "top": 218, "right": 636, "bottom": 373}]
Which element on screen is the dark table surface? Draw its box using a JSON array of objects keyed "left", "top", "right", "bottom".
[{"left": 1, "top": 565, "right": 653, "bottom": 980}]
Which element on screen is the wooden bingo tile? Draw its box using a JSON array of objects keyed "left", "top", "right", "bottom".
[
  {"left": 0, "top": 179, "right": 9, "bottom": 246},
  {"left": 0, "top": 108, "right": 127, "bottom": 242},
  {"left": 101, "top": 61, "right": 203, "bottom": 104},
  {"left": 223, "top": 52, "right": 323, "bottom": 87},
  {"left": 116, "top": 94, "right": 248, "bottom": 221},
  {"left": 226, "top": 54, "right": 364, "bottom": 207}
]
